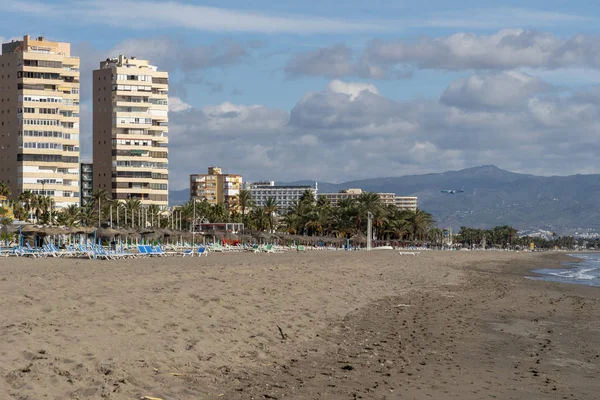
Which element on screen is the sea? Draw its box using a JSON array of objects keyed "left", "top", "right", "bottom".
[{"left": 529, "top": 253, "right": 600, "bottom": 288}]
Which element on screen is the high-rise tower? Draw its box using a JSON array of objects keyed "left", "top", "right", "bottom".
[
  {"left": 93, "top": 55, "right": 169, "bottom": 207},
  {"left": 0, "top": 35, "right": 80, "bottom": 208}
]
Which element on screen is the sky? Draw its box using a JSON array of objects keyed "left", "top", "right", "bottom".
[{"left": 2, "top": 0, "right": 600, "bottom": 189}]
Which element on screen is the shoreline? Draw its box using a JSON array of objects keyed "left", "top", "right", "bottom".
[{"left": 519, "top": 252, "right": 600, "bottom": 290}]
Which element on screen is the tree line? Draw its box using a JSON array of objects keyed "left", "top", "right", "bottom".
[
  {"left": 1, "top": 184, "right": 436, "bottom": 240},
  {"left": 455, "top": 225, "right": 591, "bottom": 249},
  {"left": 4, "top": 182, "right": 594, "bottom": 249}
]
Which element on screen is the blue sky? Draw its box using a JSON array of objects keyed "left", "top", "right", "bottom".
[{"left": 2, "top": 0, "right": 600, "bottom": 188}]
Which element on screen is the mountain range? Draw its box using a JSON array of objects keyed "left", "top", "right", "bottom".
[{"left": 170, "top": 165, "right": 600, "bottom": 235}]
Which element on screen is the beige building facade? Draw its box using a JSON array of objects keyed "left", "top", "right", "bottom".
[
  {"left": 320, "top": 189, "right": 396, "bottom": 207},
  {"left": 190, "top": 167, "right": 242, "bottom": 211},
  {"left": 320, "top": 189, "right": 418, "bottom": 210},
  {"left": 395, "top": 196, "right": 418, "bottom": 211},
  {"left": 93, "top": 55, "right": 169, "bottom": 207},
  {"left": 0, "top": 35, "right": 80, "bottom": 208}
]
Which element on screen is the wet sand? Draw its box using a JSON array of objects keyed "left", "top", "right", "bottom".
[{"left": 0, "top": 251, "right": 598, "bottom": 399}]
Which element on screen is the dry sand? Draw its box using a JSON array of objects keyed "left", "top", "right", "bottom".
[{"left": 0, "top": 251, "right": 598, "bottom": 399}]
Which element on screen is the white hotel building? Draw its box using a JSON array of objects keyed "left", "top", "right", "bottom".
[{"left": 245, "top": 181, "right": 317, "bottom": 214}]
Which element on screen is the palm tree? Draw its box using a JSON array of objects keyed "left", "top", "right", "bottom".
[
  {"left": 264, "top": 197, "right": 279, "bottom": 232},
  {"left": 282, "top": 213, "right": 300, "bottom": 234},
  {"left": 31, "top": 194, "right": 46, "bottom": 223},
  {"left": 335, "top": 198, "right": 358, "bottom": 237},
  {"left": 124, "top": 197, "right": 141, "bottom": 228},
  {"left": 357, "top": 192, "right": 383, "bottom": 236},
  {"left": 0, "top": 182, "right": 11, "bottom": 197},
  {"left": 236, "top": 189, "right": 254, "bottom": 223},
  {"left": 62, "top": 204, "right": 81, "bottom": 227},
  {"left": 147, "top": 204, "right": 161, "bottom": 227},
  {"left": 408, "top": 209, "right": 434, "bottom": 241},
  {"left": 91, "top": 189, "right": 109, "bottom": 226},
  {"left": 12, "top": 203, "right": 27, "bottom": 222},
  {"left": 210, "top": 203, "right": 229, "bottom": 223},
  {"left": 18, "top": 190, "right": 33, "bottom": 222},
  {"left": 0, "top": 206, "right": 13, "bottom": 229}
]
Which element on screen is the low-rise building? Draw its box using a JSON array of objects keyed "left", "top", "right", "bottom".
[
  {"left": 320, "top": 188, "right": 417, "bottom": 210},
  {"left": 80, "top": 162, "right": 93, "bottom": 207},
  {"left": 245, "top": 181, "right": 317, "bottom": 214},
  {"left": 320, "top": 188, "right": 396, "bottom": 207},
  {"left": 190, "top": 167, "right": 243, "bottom": 211},
  {"left": 395, "top": 196, "right": 418, "bottom": 211}
]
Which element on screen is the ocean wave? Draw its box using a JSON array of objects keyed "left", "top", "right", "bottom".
[
  {"left": 548, "top": 268, "right": 597, "bottom": 280},
  {"left": 532, "top": 255, "right": 600, "bottom": 286}
]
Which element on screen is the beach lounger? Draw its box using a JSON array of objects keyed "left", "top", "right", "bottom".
[
  {"left": 182, "top": 249, "right": 193, "bottom": 257},
  {"left": 197, "top": 247, "right": 207, "bottom": 257},
  {"left": 211, "top": 243, "right": 224, "bottom": 252},
  {"left": 398, "top": 251, "right": 420, "bottom": 256},
  {"left": 152, "top": 246, "right": 176, "bottom": 256},
  {"left": 137, "top": 245, "right": 150, "bottom": 256}
]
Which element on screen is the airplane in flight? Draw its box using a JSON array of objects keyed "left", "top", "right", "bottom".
[{"left": 441, "top": 189, "right": 464, "bottom": 194}]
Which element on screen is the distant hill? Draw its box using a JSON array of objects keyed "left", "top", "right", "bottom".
[
  {"left": 169, "top": 188, "right": 189, "bottom": 205},
  {"left": 170, "top": 165, "right": 600, "bottom": 234}
]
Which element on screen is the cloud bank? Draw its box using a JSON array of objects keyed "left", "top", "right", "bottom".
[
  {"left": 166, "top": 75, "right": 600, "bottom": 188},
  {"left": 286, "top": 29, "right": 600, "bottom": 79}
]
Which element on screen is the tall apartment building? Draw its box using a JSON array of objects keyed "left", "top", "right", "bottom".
[
  {"left": 190, "top": 167, "right": 242, "bottom": 211},
  {"left": 79, "top": 161, "right": 93, "bottom": 206},
  {"left": 245, "top": 181, "right": 317, "bottom": 214},
  {"left": 93, "top": 55, "right": 169, "bottom": 207},
  {"left": 0, "top": 35, "right": 80, "bottom": 208}
]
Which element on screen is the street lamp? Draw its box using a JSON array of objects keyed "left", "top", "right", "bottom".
[{"left": 367, "top": 212, "right": 373, "bottom": 251}]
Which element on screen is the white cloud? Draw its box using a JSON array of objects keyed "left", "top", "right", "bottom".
[
  {"left": 284, "top": 29, "right": 600, "bottom": 80},
  {"left": 327, "top": 80, "right": 379, "bottom": 100},
  {"left": 440, "top": 71, "right": 552, "bottom": 110},
  {"left": 200, "top": 102, "right": 289, "bottom": 133},
  {"left": 3, "top": 0, "right": 387, "bottom": 34},
  {"left": 285, "top": 44, "right": 356, "bottom": 78},
  {"left": 363, "top": 29, "right": 600, "bottom": 71},
  {"left": 169, "top": 97, "right": 192, "bottom": 113},
  {"left": 285, "top": 43, "right": 413, "bottom": 80}
]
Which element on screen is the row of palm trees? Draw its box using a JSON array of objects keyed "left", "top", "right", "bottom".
[
  {"left": 175, "top": 189, "right": 436, "bottom": 241},
  {"left": 279, "top": 190, "right": 435, "bottom": 240},
  {"left": 4, "top": 185, "right": 436, "bottom": 240},
  {"left": 455, "top": 226, "right": 519, "bottom": 248},
  {"left": 6, "top": 189, "right": 166, "bottom": 228},
  {"left": 455, "top": 225, "right": 585, "bottom": 249}
]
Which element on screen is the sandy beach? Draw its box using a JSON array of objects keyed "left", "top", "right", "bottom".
[{"left": 0, "top": 251, "right": 598, "bottom": 399}]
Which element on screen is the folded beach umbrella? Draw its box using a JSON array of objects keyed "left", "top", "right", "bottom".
[
  {"left": 350, "top": 232, "right": 367, "bottom": 244},
  {"left": 224, "top": 232, "right": 239, "bottom": 240},
  {"left": 21, "top": 225, "right": 41, "bottom": 235},
  {"left": 96, "top": 227, "right": 115, "bottom": 238},
  {"left": 70, "top": 226, "right": 96, "bottom": 234},
  {"left": 1, "top": 224, "right": 19, "bottom": 234},
  {"left": 206, "top": 229, "right": 225, "bottom": 238}
]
